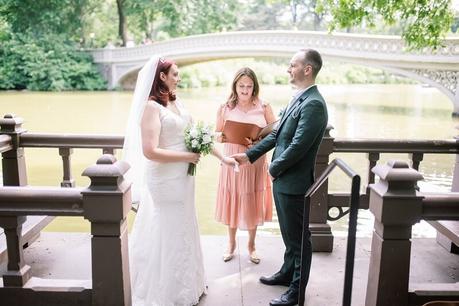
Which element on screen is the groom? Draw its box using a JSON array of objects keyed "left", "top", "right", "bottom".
[{"left": 232, "top": 49, "right": 328, "bottom": 306}]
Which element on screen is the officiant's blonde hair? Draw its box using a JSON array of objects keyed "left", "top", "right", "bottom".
[{"left": 226, "top": 67, "right": 260, "bottom": 109}]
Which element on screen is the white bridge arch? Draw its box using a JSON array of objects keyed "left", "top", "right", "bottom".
[{"left": 89, "top": 30, "right": 459, "bottom": 113}]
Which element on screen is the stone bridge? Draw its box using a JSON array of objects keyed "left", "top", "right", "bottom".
[{"left": 88, "top": 30, "right": 459, "bottom": 114}]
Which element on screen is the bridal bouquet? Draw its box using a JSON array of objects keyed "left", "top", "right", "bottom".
[{"left": 184, "top": 121, "right": 215, "bottom": 176}]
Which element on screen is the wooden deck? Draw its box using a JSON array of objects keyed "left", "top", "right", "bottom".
[{"left": 3, "top": 232, "right": 457, "bottom": 306}]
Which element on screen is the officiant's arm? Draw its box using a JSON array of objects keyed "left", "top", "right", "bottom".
[
  {"left": 141, "top": 102, "right": 200, "bottom": 164},
  {"left": 263, "top": 102, "right": 277, "bottom": 124},
  {"left": 215, "top": 103, "right": 226, "bottom": 143}
]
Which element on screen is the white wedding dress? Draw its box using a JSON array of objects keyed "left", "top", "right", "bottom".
[{"left": 129, "top": 101, "right": 206, "bottom": 306}]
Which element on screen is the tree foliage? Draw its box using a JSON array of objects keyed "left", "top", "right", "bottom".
[
  {"left": 316, "top": 0, "right": 455, "bottom": 50},
  {"left": 0, "top": 0, "right": 92, "bottom": 40},
  {"left": 0, "top": 34, "right": 106, "bottom": 91}
]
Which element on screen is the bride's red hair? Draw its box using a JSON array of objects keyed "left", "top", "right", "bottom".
[{"left": 148, "top": 58, "right": 177, "bottom": 106}]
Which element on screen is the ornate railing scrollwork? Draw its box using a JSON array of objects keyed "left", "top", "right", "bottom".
[{"left": 327, "top": 206, "right": 350, "bottom": 221}]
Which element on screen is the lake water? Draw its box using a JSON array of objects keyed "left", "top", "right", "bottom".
[{"left": 0, "top": 84, "right": 457, "bottom": 236}]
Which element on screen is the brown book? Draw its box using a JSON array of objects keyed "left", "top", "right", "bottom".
[{"left": 222, "top": 120, "right": 279, "bottom": 145}]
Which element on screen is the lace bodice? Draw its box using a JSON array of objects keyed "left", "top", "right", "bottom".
[{"left": 146, "top": 101, "right": 192, "bottom": 181}]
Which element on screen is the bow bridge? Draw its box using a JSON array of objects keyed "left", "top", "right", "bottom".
[{"left": 89, "top": 30, "right": 459, "bottom": 114}]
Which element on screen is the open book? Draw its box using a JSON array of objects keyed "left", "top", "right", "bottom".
[{"left": 222, "top": 120, "right": 279, "bottom": 145}]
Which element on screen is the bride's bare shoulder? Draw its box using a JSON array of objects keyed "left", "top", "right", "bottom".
[
  {"left": 145, "top": 100, "right": 161, "bottom": 112},
  {"left": 142, "top": 101, "right": 162, "bottom": 122}
]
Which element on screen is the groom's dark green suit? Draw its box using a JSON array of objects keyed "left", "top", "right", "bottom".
[{"left": 246, "top": 85, "right": 328, "bottom": 292}]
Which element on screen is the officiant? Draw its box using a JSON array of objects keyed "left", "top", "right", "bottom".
[{"left": 214, "top": 67, "right": 277, "bottom": 264}]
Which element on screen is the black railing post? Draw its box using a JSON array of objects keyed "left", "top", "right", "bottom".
[{"left": 299, "top": 158, "right": 360, "bottom": 306}]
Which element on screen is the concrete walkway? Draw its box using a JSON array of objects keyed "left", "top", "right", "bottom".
[{"left": 8, "top": 233, "right": 459, "bottom": 306}]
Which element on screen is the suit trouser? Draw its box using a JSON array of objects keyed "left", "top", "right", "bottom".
[{"left": 273, "top": 183, "right": 312, "bottom": 291}]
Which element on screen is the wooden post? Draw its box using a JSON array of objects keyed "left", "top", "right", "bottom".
[
  {"left": 453, "top": 126, "right": 459, "bottom": 192},
  {"left": 310, "top": 124, "right": 334, "bottom": 252},
  {"left": 0, "top": 114, "right": 27, "bottom": 186},
  {"left": 365, "top": 161, "right": 424, "bottom": 306},
  {"left": 82, "top": 154, "right": 132, "bottom": 306},
  {"left": 0, "top": 216, "right": 31, "bottom": 287},
  {"left": 59, "top": 148, "right": 76, "bottom": 187}
]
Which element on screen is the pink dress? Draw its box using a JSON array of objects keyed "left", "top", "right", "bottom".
[{"left": 215, "top": 101, "right": 273, "bottom": 230}]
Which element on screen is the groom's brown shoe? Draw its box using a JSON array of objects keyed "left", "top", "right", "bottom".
[{"left": 259, "top": 272, "right": 290, "bottom": 287}]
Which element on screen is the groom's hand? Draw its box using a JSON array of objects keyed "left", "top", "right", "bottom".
[{"left": 231, "top": 153, "right": 249, "bottom": 164}]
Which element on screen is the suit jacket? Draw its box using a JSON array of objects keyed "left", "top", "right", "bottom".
[{"left": 246, "top": 85, "right": 328, "bottom": 195}]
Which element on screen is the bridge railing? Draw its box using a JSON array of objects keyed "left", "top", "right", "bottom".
[
  {"left": 365, "top": 161, "right": 459, "bottom": 306},
  {"left": 0, "top": 154, "right": 132, "bottom": 306}
]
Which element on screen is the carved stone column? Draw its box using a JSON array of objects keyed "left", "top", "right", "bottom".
[
  {"left": 0, "top": 216, "right": 31, "bottom": 287},
  {"left": 82, "top": 154, "right": 132, "bottom": 306},
  {"left": 365, "top": 161, "right": 424, "bottom": 306},
  {"left": 310, "top": 124, "right": 334, "bottom": 252},
  {"left": 0, "top": 114, "right": 27, "bottom": 186}
]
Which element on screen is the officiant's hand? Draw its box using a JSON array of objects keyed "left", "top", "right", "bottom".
[
  {"left": 245, "top": 137, "right": 260, "bottom": 148},
  {"left": 231, "top": 153, "right": 249, "bottom": 164},
  {"left": 215, "top": 132, "right": 226, "bottom": 143}
]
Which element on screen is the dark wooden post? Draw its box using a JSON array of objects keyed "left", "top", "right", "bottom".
[
  {"left": 0, "top": 114, "right": 27, "bottom": 186},
  {"left": 310, "top": 124, "right": 334, "bottom": 252},
  {"left": 365, "top": 161, "right": 424, "bottom": 306},
  {"left": 437, "top": 126, "right": 459, "bottom": 252},
  {"left": 82, "top": 154, "right": 132, "bottom": 306},
  {"left": 0, "top": 216, "right": 31, "bottom": 286},
  {"left": 453, "top": 126, "right": 459, "bottom": 192},
  {"left": 59, "top": 148, "right": 76, "bottom": 187}
]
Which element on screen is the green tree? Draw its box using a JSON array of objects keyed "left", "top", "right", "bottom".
[
  {"left": 240, "top": 0, "right": 283, "bottom": 30},
  {"left": 316, "top": 0, "right": 455, "bottom": 50},
  {"left": 0, "top": 33, "right": 106, "bottom": 90},
  {"left": 0, "top": 0, "right": 91, "bottom": 40}
]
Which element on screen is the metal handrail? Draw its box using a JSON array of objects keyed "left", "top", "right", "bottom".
[{"left": 299, "top": 158, "right": 361, "bottom": 306}]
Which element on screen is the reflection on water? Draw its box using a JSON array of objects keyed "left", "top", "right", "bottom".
[{"left": 0, "top": 84, "right": 457, "bottom": 237}]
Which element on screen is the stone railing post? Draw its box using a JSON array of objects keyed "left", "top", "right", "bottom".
[
  {"left": 0, "top": 114, "right": 27, "bottom": 186},
  {"left": 0, "top": 216, "right": 31, "bottom": 287},
  {"left": 365, "top": 161, "right": 424, "bottom": 306},
  {"left": 82, "top": 154, "right": 132, "bottom": 306},
  {"left": 310, "top": 124, "right": 334, "bottom": 252}
]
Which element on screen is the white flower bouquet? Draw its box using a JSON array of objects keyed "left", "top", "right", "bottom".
[{"left": 184, "top": 121, "right": 215, "bottom": 176}]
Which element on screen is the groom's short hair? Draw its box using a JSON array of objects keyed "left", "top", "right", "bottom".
[{"left": 299, "top": 49, "right": 322, "bottom": 79}]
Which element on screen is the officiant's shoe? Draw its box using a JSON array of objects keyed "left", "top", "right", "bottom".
[
  {"left": 269, "top": 288, "right": 299, "bottom": 306},
  {"left": 249, "top": 251, "right": 260, "bottom": 264},
  {"left": 259, "top": 272, "right": 290, "bottom": 286},
  {"left": 222, "top": 252, "right": 234, "bottom": 262}
]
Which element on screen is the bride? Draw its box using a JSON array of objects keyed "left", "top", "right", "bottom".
[{"left": 124, "top": 56, "right": 236, "bottom": 306}]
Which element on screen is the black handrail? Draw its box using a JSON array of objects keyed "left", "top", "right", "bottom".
[{"left": 299, "top": 158, "right": 361, "bottom": 306}]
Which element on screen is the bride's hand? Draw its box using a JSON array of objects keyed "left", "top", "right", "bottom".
[
  {"left": 187, "top": 153, "right": 201, "bottom": 164},
  {"left": 222, "top": 156, "right": 238, "bottom": 167}
]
